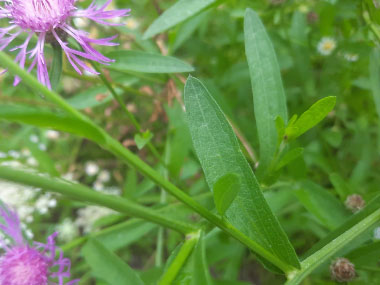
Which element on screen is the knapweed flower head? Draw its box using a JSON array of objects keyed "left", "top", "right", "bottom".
[
  {"left": 0, "top": 203, "right": 78, "bottom": 284},
  {"left": 0, "top": 0, "right": 130, "bottom": 88},
  {"left": 317, "top": 37, "right": 337, "bottom": 56}
]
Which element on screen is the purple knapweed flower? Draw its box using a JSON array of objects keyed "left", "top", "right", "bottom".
[
  {"left": 0, "top": 203, "right": 78, "bottom": 284},
  {"left": 0, "top": 0, "right": 130, "bottom": 88}
]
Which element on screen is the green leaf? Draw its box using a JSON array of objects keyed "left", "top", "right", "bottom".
[
  {"left": 27, "top": 141, "right": 59, "bottom": 176},
  {"left": 95, "top": 219, "right": 157, "bottom": 251},
  {"left": 370, "top": 49, "right": 380, "bottom": 127},
  {"left": 244, "top": 8, "right": 288, "bottom": 172},
  {"left": 213, "top": 173, "right": 240, "bottom": 216},
  {"left": 143, "top": 0, "right": 217, "bottom": 39},
  {"left": 275, "top": 116, "right": 285, "bottom": 147},
  {"left": 274, "top": 147, "right": 304, "bottom": 171},
  {"left": 108, "top": 50, "right": 194, "bottom": 74},
  {"left": 0, "top": 105, "right": 106, "bottom": 144},
  {"left": 171, "top": 12, "right": 208, "bottom": 53},
  {"left": 165, "top": 102, "right": 192, "bottom": 178},
  {"left": 66, "top": 86, "right": 115, "bottom": 110},
  {"left": 134, "top": 130, "right": 153, "bottom": 150},
  {"left": 329, "top": 173, "right": 352, "bottom": 200},
  {"left": 289, "top": 11, "right": 315, "bottom": 97},
  {"left": 294, "top": 181, "right": 350, "bottom": 230},
  {"left": 82, "top": 239, "right": 145, "bottom": 285},
  {"left": 192, "top": 232, "right": 212, "bottom": 285},
  {"left": 346, "top": 241, "right": 380, "bottom": 267},
  {"left": 285, "top": 96, "right": 336, "bottom": 140},
  {"left": 184, "top": 76, "right": 300, "bottom": 269},
  {"left": 364, "top": 0, "right": 380, "bottom": 25}
]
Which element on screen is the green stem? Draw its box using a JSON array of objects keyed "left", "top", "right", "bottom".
[
  {"left": 0, "top": 166, "right": 195, "bottom": 234},
  {"left": 62, "top": 219, "right": 145, "bottom": 252},
  {"left": 158, "top": 231, "right": 200, "bottom": 285},
  {"left": 0, "top": 50, "right": 294, "bottom": 274},
  {"left": 363, "top": 7, "right": 380, "bottom": 43},
  {"left": 63, "top": 192, "right": 213, "bottom": 253},
  {"left": 91, "top": 62, "right": 163, "bottom": 164},
  {"left": 63, "top": 69, "right": 150, "bottom": 98},
  {"left": 50, "top": 44, "right": 63, "bottom": 91},
  {"left": 285, "top": 209, "right": 380, "bottom": 285}
]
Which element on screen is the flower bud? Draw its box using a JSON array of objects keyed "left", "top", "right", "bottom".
[
  {"left": 345, "top": 194, "right": 365, "bottom": 213},
  {"left": 330, "top": 258, "right": 356, "bottom": 282}
]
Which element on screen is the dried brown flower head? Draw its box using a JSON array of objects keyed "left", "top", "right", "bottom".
[{"left": 345, "top": 194, "right": 365, "bottom": 213}]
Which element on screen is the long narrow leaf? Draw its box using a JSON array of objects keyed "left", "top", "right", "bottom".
[
  {"left": 143, "top": 0, "right": 217, "bottom": 39},
  {"left": 184, "top": 76, "right": 300, "bottom": 269},
  {"left": 82, "top": 239, "right": 145, "bottom": 285},
  {"left": 244, "top": 8, "right": 288, "bottom": 173}
]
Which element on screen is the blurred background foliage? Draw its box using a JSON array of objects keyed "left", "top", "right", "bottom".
[{"left": 1, "top": 0, "right": 380, "bottom": 284}]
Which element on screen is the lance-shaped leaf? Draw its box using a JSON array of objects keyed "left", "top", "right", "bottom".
[
  {"left": 244, "top": 8, "right": 288, "bottom": 173},
  {"left": 184, "top": 76, "right": 300, "bottom": 269},
  {"left": 143, "top": 0, "right": 217, "bottom": 39},
  {"left": 108, "top": 50, "right": 194, "bottom": 73},
  {"left": 285, "top": 96, "right": 336, "bottom": 140},
  {"left": 0, "top": 105, "right": 106, "bottom": 144},
  {"left": 82, "top": 239, "right": 145, "bottom": 285}
]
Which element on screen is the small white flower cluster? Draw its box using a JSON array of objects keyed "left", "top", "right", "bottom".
[
  {"left": 75, "top": 206, "right": 115, "bottom": 234},
  {"left": 84, "top": 161, "right": 112, "bottom": 191},
  {"left": 343, "top": 52, "right": 359, "bottom": 62},
  {"left": 85, "top": 161, "right": 99, "bottom": 176},
  {"left": 317, "top": 37, "right": 337, "bottom": 56},
  {"left": 29, "top": 134, "right": 47, "bottom": 151},
  {"left": 56, "top": 164, "right": 118, "bottom": 240},
  {"left": 374, "top": 227, "right": 380, "bottom": 240},
  {"left": 0, "top": 180, "right": 58, "bottom": 223},
  {"left": 56, "top": 218, "right": 78, "bottom": 242},
  {"left": 0, "top": 148, "right": 38, "bottom": 167},
  {"left": 93, "top": 170, "right": 111, "bottom": 191}
]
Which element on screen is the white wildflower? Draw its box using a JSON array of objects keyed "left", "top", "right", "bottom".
[
  {"left": 38, "top": 143, "right": 47, "bottom": 151},
  {"left": 56, "top": 218, "right": 78, "bottom": 242},
  {"left": 62, "top": 172, "right": 75, "bottom": 182},
  {"left": 29, "top": 134, "right": 39, "bottom": 143},
  {"left": 374, "top": 227, "right": 380, "bottom": 240},
  {"left": 0, "top": 180, "right": 36, "bottom": 222},
  {"left": 98, "top": 170, "right": 111, "bottom": 183},
  {"left": 75, "top": 206, "right": 114, "bottom": 233},
  {"left": 93, "top": 181, "right": 104, "bottom": 191},
  {"left": 0, "top": 152, "right": 6, "bottom": 158},
  {"left": 85, "top": 161, "right": 99, "bottom": 176},
  {"left": 317, "top": 37, "right": 337, "bottom": 56},
  {"left": 8, "top": 150, "right": 20, "bottom": 159},
  {"left": 26, "top": 157, "right": 38, "bottom": 167},
  {"left": 35, "top": 193, "right": 57, "bottom": 215},
  {"left": 46, "top": 130, "right": 60, "bottom": 140},
  {"left": 343, "top": 52, "right": 359, "bottom": 62},
  {"left": 21, "top": 148, "right": 31, "bottom": 157}
]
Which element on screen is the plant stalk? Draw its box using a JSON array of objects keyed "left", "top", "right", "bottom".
[
  {"left": 285, "top": 208, "right": 380, "bottom": 284},
  {"left": 0, "top": 50, "right": 295, "bottom": 274}
]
